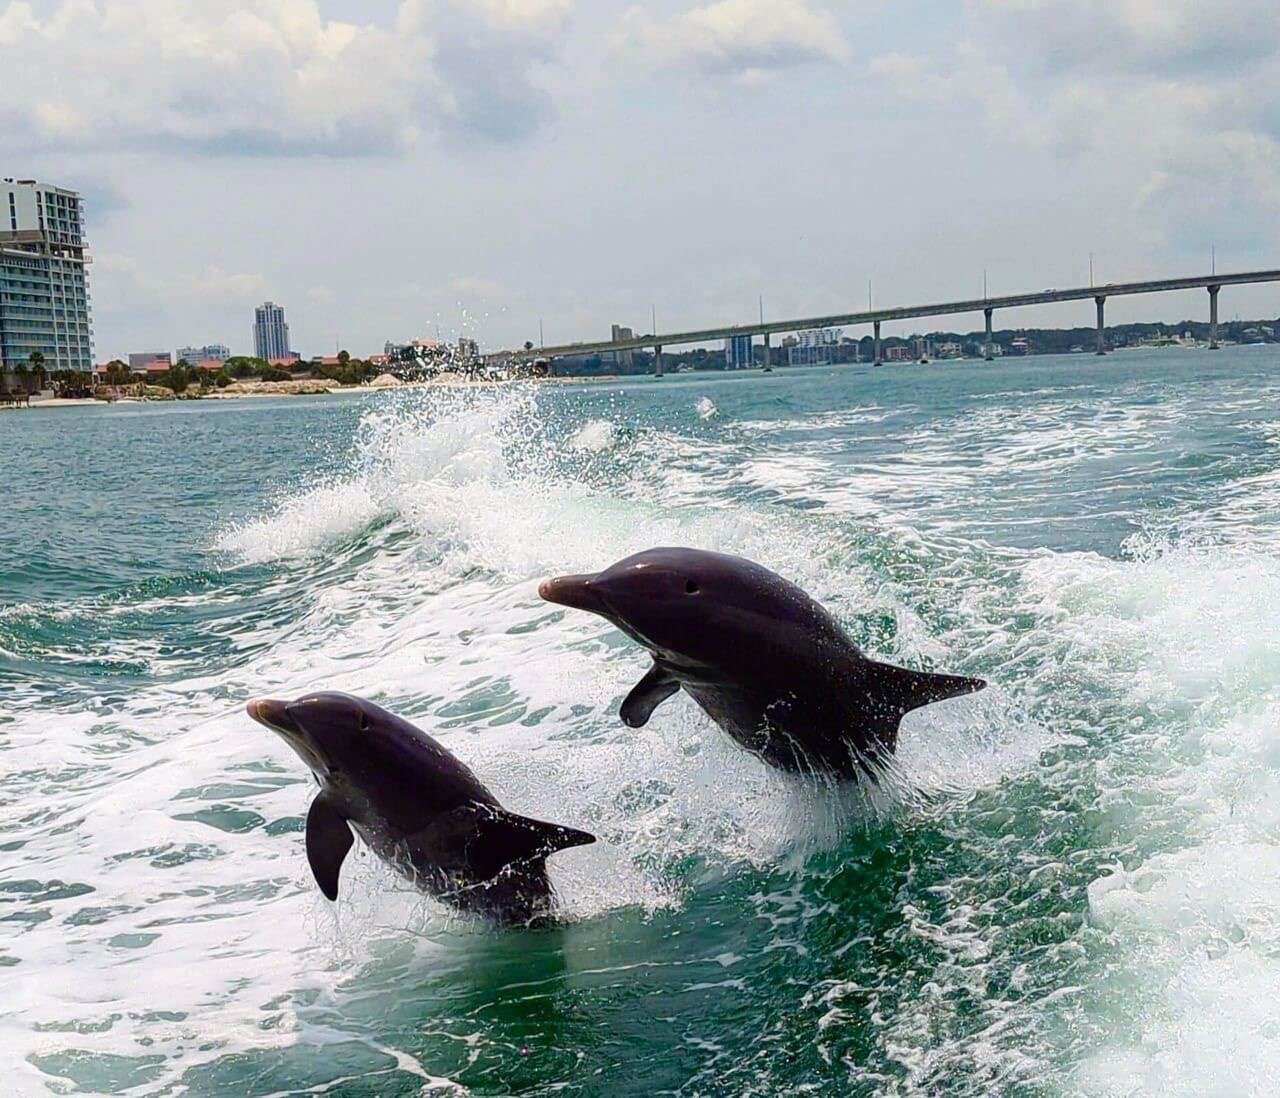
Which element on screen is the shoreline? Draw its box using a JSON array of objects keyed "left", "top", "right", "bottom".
[{"left": 11, "top": 373, "right": 618, "bottom": 410}]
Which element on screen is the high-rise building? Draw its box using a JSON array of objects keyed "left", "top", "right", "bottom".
[
  {"left": 0, "top": 178, "right": 94, "bottom": 384},
  {"left": 253, "top": 301, "right": 290, "bottom": 361},
  {"left": 724, "top": 334, "right": 753, "bottom": 369},
  {"left": 176, "top": 343, "right": 230, "bottom": 365},
  {"left": 610, "top": 324, "right": 635, "bottom": 371}
]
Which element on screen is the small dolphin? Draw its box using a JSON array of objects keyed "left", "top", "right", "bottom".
[
  {"left": 247, "top": 692, "right": 594, "bottom": 926},
  {"left": 540, "top": 548, "right": 985, "bottom": 780}
]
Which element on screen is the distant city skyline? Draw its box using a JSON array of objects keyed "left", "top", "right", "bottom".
[{"left": 7, "top": 1, "right": 1280, "bottom": 359}]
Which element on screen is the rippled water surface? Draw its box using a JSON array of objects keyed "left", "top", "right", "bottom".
[{"left": 5, "top": 351, "right": 1280, "bottom": 1095}]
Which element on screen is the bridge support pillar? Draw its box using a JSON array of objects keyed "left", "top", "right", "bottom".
[
  {"left": 873, "top": 320, "right": 882, "bottom": 366},
  {"left": 1208, "top": 285, "right": 1220, "bottom": 350},
  {"left": 654, "top": 343, "right": 664, "bottom": 378},
  {"left": 762, "top": 332, "right": 771, "bottom": 369},
  {"left": 1095, "top": 296, "right": 1107, "bottom": 356},
  {"left": 984, "top": 308, "right": 994, "bottom": 361}
]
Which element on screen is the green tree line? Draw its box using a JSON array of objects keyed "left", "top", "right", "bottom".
[{"left": 96, "top": 352, "right": 384, "bottom": 394}]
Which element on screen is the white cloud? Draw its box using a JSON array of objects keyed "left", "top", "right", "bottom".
[
  {"left": 449, "top": 274, "right": 508, "bottom": 297},
  {"left": 401, "top": 0, "right": 573, "bottom": 140},
  {"left": 970, "top": 0, "right": 1279, "bottom": 77},
  {"left": 1138, "top": 130, "right": 1280, "bottom": 252},
  {"left": 0, "top": 0, "right": 575, "bottom": 155},
  {"left": 618, "top": 0, "right": 850, "bottom": 77},
  {"left": 95, "top": 255, "right": 266, "bottom": 302},
  {"left": 868, "top": 1, "right": 1280, "bottom": 257},
  {"left": 462, "top": 0, "right": 574, "bottom": 32},
  {"left": 192, "top": 266, "right": 268, "bottom": 300}
]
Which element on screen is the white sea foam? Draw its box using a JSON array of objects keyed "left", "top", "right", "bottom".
[
  {"left": 1017, "top": 536, "right": 1280, "bottom": 1094},
  {"left": 215, "top": 480, "right": 385, "bottom": 562},
  {"left": 567, "top": 418, "right": 618, "bottom": 451},
  {"left": 11, "top": 374, "right": 1187, "bottom": 1094}
]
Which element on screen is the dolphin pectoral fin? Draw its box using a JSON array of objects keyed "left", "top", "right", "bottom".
[
  {"left": 306, "top": 794, "right": 353, "bottom": 901},
  {"left": 620, "top": 664, "right": 680, "bottom": 728},
  {"left": 415, "top": 804, "right": 596, "bottom": 876},
  {"left": 864, "top": 659, "right": 986, "bottom": 716}
]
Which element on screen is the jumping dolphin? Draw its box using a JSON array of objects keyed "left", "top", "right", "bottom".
[
  {"left": 539, "top": 548, "right": 985, "bottom": 780},
  {"left": 247, "top": 692, "right": 594, "bottom": 925}
]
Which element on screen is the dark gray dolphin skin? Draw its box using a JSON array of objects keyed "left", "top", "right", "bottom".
[
  {"left": 247, "top": 692, "right": 594, "bottom": 926},
  {"left": 539, "top": 548, "right": 986, "bottom": 780}
]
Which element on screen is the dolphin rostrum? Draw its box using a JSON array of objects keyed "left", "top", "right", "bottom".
[
  {"left": 247, "top": 692, "right": 594, "bottom": 925},
  {"left": 539, "top": 547, "right": 986, "bottom": 780}
]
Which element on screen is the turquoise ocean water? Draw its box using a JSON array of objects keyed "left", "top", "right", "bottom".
[{"left": 4, "top": 350, "right": 1280, "bottom": 1095}]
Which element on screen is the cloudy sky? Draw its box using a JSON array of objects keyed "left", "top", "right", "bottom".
[{"left": 4, "top": 0, "right": 1279, "bottom": 358}]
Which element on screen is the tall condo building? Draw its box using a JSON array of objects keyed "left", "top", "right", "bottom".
[
  {"left": 610, "top": 323, "right": 635, "bottom": 371},
  {"left": 724, "top": 334, "right": 753, "bottom": 370},
  {"left": 253, "top": 301, "right": 290, "bottom": 361},
  {"left": 0, "top": 178, "right": 94, "bottom": 380}
]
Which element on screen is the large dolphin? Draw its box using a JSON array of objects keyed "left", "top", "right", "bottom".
[
  {"left": 539, "top": 548, "right": 985, "bottom": 780},
  {"left": 247, "top": 692, "right": 594, "bottom": 926}
]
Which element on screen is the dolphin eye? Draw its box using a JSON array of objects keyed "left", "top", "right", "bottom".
[
  {"left": 358, "top": 712, "right": 370, "bottom": 732},
  {"left": 685, "top": 579, "right": 700, "bottom": 594}
]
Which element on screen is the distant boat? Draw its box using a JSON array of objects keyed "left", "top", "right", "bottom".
[
  {"left": 762, "top": 365, "right": 774, "bottom": 373},
  {"left": 918, "top": 355, "right": 930, "bottom": 365}
]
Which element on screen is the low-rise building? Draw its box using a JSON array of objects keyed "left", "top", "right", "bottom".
[
  {"left": 176, "top": 343, "right": 229, "bottom": 365},
  {"left": 129, "top": 351, "right": 172, "bottom": 372},
  {"left": 788, "top": 327, "right": 841, "bottom": 366}
]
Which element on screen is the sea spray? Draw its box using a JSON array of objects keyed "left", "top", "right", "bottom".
[{"left": 14, "top": 354, "right": 1260, "bottom": 1093}]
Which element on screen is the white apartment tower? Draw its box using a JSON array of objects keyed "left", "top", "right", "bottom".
[
  {"left": 253, "top": 301, "right": 290, "bottom": 361},
  {"left": 0, "top": 178, "right": 94, "bottom": 381}
]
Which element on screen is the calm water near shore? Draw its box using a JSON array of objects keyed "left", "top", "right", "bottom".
[{"left": 4, "top": 349, "right": 1280, "bottom": 1095}]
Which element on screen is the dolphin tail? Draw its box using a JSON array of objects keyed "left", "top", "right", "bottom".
[
  {"left": 412, "top": 804, "right": 596, "bottom": 875},
  {"left": 864, "top": 659, "right": 986, "bottom": 717}
]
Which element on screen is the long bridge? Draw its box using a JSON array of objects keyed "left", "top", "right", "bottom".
[{"left": 490, "top": 268, "right": 1280, "bottom": 374}]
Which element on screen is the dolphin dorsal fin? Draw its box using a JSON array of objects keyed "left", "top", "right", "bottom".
[
  {"left": 306, "top": 793, "right": 354, "bottom": 901},
  {"left": 863, "top": 658, "right": 986, "bottom": 717}
]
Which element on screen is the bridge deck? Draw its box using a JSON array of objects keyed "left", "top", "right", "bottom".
[{"left": 492, "top": 268, "right": 1280, "bottom": 361}]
